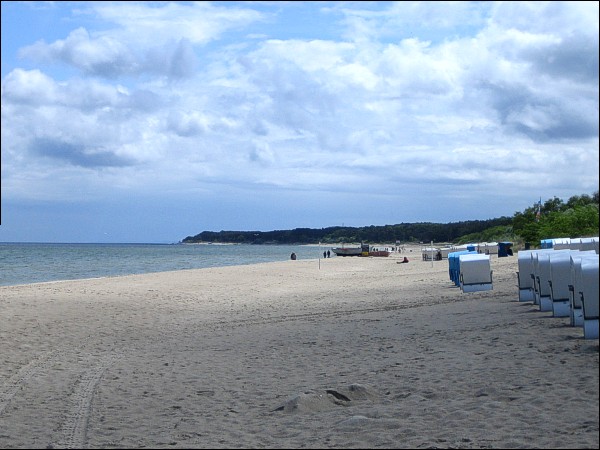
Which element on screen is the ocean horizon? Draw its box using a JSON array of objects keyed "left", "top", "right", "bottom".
[{"left": 0, "top": 242, "right": 331, "bottom": 287}]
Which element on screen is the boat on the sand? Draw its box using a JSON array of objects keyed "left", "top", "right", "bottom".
[{"left": 331, "top": 244, "right": 391, "bottom": 257}]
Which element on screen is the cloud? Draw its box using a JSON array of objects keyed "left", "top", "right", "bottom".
[
  {"left": 520, "top": 33, "right": 599, "bottom": 84},
  {"left": 20, "top": 27, "right": 138, "bottom": 78},
  {"left": 1, "top": 68, "right": 58, "bottom": 104},
  {"left": 18, "top": 2, "right": 265, "bottom": 80},
  {"left": 482, "top": 80, "right": 599, "bottom": 141},
  {"left": 19, "top": 28, "right": 202, "bottom": 80},
  {"left": 92, "top": 1, "right": 265, "bottom": 45},
  {"left": 159, "top": 38, "right": 198, "bottom": 79},
  {"left": 166, "top": 109, "right": 210, "bottom": 137},
  {"left": 29, "top": 137, "right": 136, "bottom": 168}
]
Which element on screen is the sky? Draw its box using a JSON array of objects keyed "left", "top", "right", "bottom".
[{"left": 1, "top": 1, "right": 598, "bottom": 244}]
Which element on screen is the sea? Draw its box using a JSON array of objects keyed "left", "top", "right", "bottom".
[{"left": 0, "top": 242, "right": 330, "bottom": 287}]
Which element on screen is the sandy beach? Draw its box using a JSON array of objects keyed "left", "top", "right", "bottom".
[{"left": 0, "top": 248, "right": 598, "bottom": 449}]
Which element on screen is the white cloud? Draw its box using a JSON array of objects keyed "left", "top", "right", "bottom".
[
  {"left": 2, "top": 68, "right": 58, "bottom": 104},
  {"left": 92, "top": 1, "right": 265, "bottom": 46},
  {"left": 20, "top": 27, "right": 138, "bottom": 77}
]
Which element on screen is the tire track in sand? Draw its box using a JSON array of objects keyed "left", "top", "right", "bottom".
[
  {"left": 0, "top": 349, "right": 62, "bottom": 416},
  {"left": 56, "top": 352, "right": 121, "bottom": 449}
]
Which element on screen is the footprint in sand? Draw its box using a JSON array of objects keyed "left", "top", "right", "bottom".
[{"left": 272, "top": 383, "right": 378, "bottom": 413}]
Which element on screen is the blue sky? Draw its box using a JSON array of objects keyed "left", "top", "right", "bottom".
[{"left": 1, "top": 1, "right": 598, "bottom": 243}]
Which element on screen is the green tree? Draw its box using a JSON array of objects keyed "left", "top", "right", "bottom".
[
  {"left": 512, "top": 191, "right": 599, "bottom": 245},
  {"left": 538, "top": 204, "right": 599, "bottom": 239}
]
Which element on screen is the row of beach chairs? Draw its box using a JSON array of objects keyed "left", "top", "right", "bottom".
[
  {"left": 516, "top": 237, "right": 599, "bottom": 340},
  {"left": 425, "top": 241, "right": 513, "bottom": 260}
]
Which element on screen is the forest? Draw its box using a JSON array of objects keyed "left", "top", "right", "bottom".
[{"left": 182, "top": 191, "right": 598, "bottom": 247}]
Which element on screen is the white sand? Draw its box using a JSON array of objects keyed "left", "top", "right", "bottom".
[{"left": 0, "top": 248, "right": 598, "bottom": 449}]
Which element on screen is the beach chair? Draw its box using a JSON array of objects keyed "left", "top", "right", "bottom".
[
  {"left": 579, "top": 260, "right": 599, "bottom": 339},
  {"left": 552, "top": 238, "right": 573, "bottom": 250},
  {"left": 567, "top": 237, "right": 599, "bottom": 252},
  {"left": 569, "top": 253, "right": 599, "bottom": 327},
  {"left": 548, "top": 251, "right": 584, "bottom": 317},
  {"left": 578, "top": 236, "right": 598, "bottom": 253},
  {"left": 517, "top": 250, "right": 536, "bottom": 302},
  {"left": 532, "top": 251, "right": 554, "bottom": 311},
  {"left": 458, "top": 254, "right": 492, "bottom": 293},
  {"left": 448, "top": 250, "right": 475, "bottom": 287},
  {"left": 531, "top": 249, "right": 571, "bottom": 311},
  {"left": 529, "top": 249, "right": 555, "bottom": 306}
]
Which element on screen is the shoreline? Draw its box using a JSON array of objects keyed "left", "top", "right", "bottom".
[
  {"left": 0, "top": 242, "right": 338, "bottom": 288},
  {"left": 1, "top": 253, "right": 597, "bottom": 449},
  {"left": 0, "top": 243, "right": 424, "bottom": 289}
]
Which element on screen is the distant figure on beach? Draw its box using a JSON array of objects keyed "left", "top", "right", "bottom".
[
  {"left": 399, "top": 256, "right": 409, "bottom": 263},
  {"left": 290, "top": 252, "right": 297, "bottom": 260},
  {"left": 436, "top": 251, "right": 442, "bottom": 261},
  {"left": 327, "top": 250, "right": 330, "bottom": 258},
  {"left": 323, "top": 251, "right": 327, "bottom": 259}
]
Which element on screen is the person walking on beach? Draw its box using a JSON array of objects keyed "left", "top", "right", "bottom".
[{"left": 327, "top": 250, "right": 330, "bottom": 258}]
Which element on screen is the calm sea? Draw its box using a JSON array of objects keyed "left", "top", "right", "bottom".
[{"left": 0, "top": 243, "right": 329, "bottom": 287}]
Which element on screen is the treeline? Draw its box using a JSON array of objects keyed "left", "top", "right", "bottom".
[
  {"left": 182, "top": 217, "right": 513, "bottom": 245},
  {"left": 182, "top": 191, "right": 598, "bottom": 246},
  {"left": 513, "top": 191, "right": 599, "bottom": 245}
]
